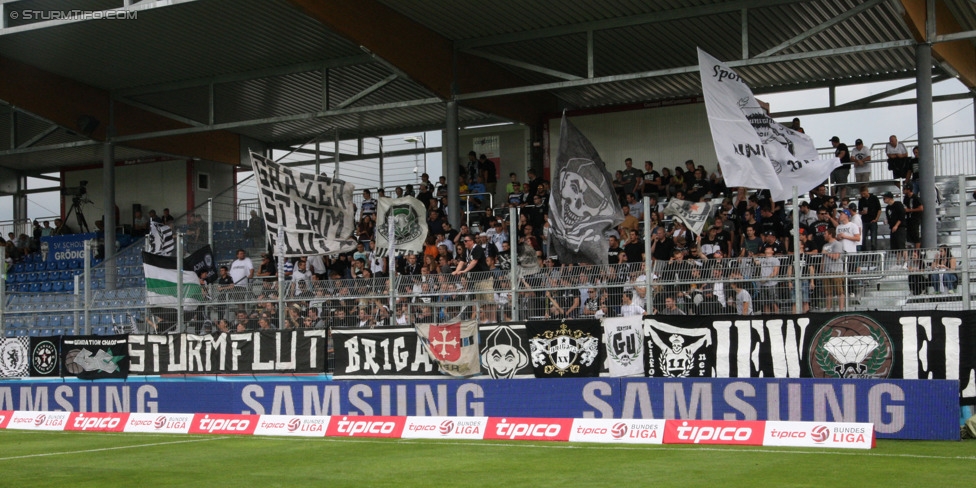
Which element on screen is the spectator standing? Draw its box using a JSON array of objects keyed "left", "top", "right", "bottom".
[
  {"left": 883, "top": 192, "right": 907, "bottom": 261},
  {"left": 229, "top": 249, "right": 255, "bottom": 295},
  {"left": 620, "top": 158, "right": 643, "bottom": 197},
  {"left": 885, "top": 135, "right": 910, "bottom": 180},
  {"left": 641, "top": 161, "right": 662, "bottom": 197},
  {"left": 822, "top": 228, "right": 845, "bottom": 311},
  {"left": 858, "top": 185, "right": 882, "bottom": 251},
  {"left": 851, "top": 138, "right": 872, "bottom": 183},
  {"left": 902, "top": 185, "right": 923, "bottom": 249},
  {"left": 829, "top": 136, "right": 851, "bottom": 199},
  {"left": 478, "top": 154, "right": 497, "bottom": 195}
]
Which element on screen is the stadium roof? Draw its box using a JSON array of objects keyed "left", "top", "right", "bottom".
[{"left": 0, "top": 0, "right": 973, "bottom": 176}]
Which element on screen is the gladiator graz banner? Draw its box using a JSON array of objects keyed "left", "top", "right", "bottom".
[
  {"left": 527, "top": 320, "right": 604, "bottom": 378},
  {"left": 643, "top": 311, "right": 976, "bottom": 404},
  {"left": 127, "top": 331, "right": 327, "bottom": 375},
  {"left": 62, "top": 335, "right": 129, "bottom": 380}
]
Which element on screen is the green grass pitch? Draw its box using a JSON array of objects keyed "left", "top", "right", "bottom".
[{"left": 0, "top": 430, "right": 973, "bottom": 487}]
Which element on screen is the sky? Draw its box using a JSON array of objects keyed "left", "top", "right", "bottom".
[{"left": 3, "top": 77, "right": 973, "bottom": 224}]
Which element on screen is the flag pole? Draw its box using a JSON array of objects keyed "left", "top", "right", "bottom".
[
  {"left": 176, "top": 231, "right": 184, "bottom": 333},
  {"left": 643, "top": 195, "right": 653, "bottom": 313},
  {"left": 792, "top": 185, "right": 802, "bottom": 314},
  {"left": 388, "top": 217, "right": 396, "bottom": 316},
  {"left": 277, "top": 226, "right": 285, "bottom": 330}
]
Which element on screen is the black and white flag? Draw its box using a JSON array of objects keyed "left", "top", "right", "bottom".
[
  {"left": 186, "top": 244, "right": 218, "bottom": 284},
  {"left": 603, "top": 316, "right": 645, "bottom": 377},
  {"left": 527, "top": 320, "right": 604, "bottom": 378},
  {"left": 147, "top": 221, "right": 174, "bottom": 256},
  {"left": 662, "top": 199, "right": 716, "bottom": 237},
  {"left": 0, "top": 337, "right": 30, "bottom": 378},
  {"left": 698, "top": 48, "right": 839, "bottom": 201},
  {"left": 250, "top": 151, "right": 358, "bottom": 257},
  {"left": 479, "top": 324, "right": 533, "bottom": 379},
  {"left": 548, "top": 113, "right": 624, "bottom": 266},
  {"left": 373, "top": 196, "right": 428, "bottom": 256}
]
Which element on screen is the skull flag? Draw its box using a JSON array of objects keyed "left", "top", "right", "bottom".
[{"left": 549, "top": 113, "right": 624, "bottom": 265}]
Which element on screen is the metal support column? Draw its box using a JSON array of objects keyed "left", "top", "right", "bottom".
[
  {"left": 792, "top": 186, "right": 802, "bottom": 314},
  {"left": 643, "top": 196, "right": 653, "bottom": 313},
  {"left": 916, "top": 42, "right": 937, "bottom": 249},
  {"left": 509, "top": 209, "right": 519, "bottom": 321},
  {"left": 446, "top": 100, "right": 460, "bottom": 229},
  {"left": 0, "top": 246, "right": 5, "bottom": 333},
  {"left": 960, "top": 175, "right": 970, "bottom": 306},
  {"left": 83, "top": 239, "right": 92, "bottom": 335},
  {"left": 176, "top": 233, "right": 184, "bottom": 333},
  {"left": 207, "top": 198, "right": 214, "bottom": 250},
  {"left": 103, "top": 139, "right": 117, "bottom": 290}
]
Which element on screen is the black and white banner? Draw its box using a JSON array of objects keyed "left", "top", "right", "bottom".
[
  {"left": 698, "top": 48, "right": 839, "bottom": 201},
  {"left": 62, "top": 335, "right": 129, "bottom": 379},
  {"left": 643, "top": 312, "right": 976, "bottom": 404},
  {"left": 29, "top": 336, "right": 60, "bottom": 377},
  {"left": 374, "top": 196, "right": 428, "bottom": 256},
  {"left": 479, "top": 324, "right": 534, "bottom": 379},
  {"left": 147, "top": 221, "right": 174, "bottom": 256},
  {"left": 602, "top": 316, "right": 645, "bottom": 377},
  {"left": 662, "top": 199, "right": 716, "bottom": 237},
  {"left": 548, "top": 113, "right": 624, "bottom": 266},
  {"left": 186, "top": 244, "right": 218, "bottom": 284},
  {"left": 0, "top": 337, "right": 30, "bottom": 378},
  {"left": 250, "top": 151, "right": 358, "bottom": 257},
  {"left": 127, "top": 330, "right": 327, "bottom": 374},
  {"left": 332, "top": 327, "right": 441, "bottom": 379},
  {"left": 527, "top": 320, "right": 604, "bottom": 378}
]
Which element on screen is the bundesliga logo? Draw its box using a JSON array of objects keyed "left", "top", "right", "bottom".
[
  {"left": 611, "top": 422, "right": 628, "bottom": 439},
  {"left": 811, "top": 425, "right": 830, "bottom": 443},
  {"left": 439, "top": 420, "right": 454, "bottom": 435}
]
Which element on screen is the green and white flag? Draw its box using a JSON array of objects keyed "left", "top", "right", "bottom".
[
  {"left": 142, "top": 252, "right": 203, "bottom": 310},
  {"left": 374, "top": 196, "right": 428, "bottom": 256}
]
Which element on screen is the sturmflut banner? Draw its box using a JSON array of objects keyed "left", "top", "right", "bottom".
[
  {"left": 698, "top": 48, "right": 839, "bottom": 201},
  {"left": 373, "top": 196, "right": 428, "bottom": 256},
  {"left": 126, "top": 331, "right": 327, "bottom": 374},
  {"left": 250, "top": 151, "right": 358, "bottom": 256}
]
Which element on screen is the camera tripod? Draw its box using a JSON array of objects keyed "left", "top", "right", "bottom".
[{"left": 62, "top": 196, "right": 91, "bottom": 233}]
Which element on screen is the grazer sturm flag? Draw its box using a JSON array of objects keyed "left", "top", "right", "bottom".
[
  {"left": 147, "top": 221, "right": 174, "bottom": 256},
  {"left": 374, "top": 196, "right": 428, "bottom": 256},
  {"left": 663, "top": 199, "right": 716, "bottom": 237},
  {"left": 602, "top": 316, "right": 645, "bottom": 377},
  {"left": 697, "top": 48, "right": 839, "bottom": 201},
  {"left": 416, "top": 319, "right": 480, "bottom": 377},
  {"left": 549, "top": 113, "right": 624, "bottom": 265},
  {"left": 249, "top": 151, "right": 358, "bottom": 257},
  {"left": 142, "top": 252, "right": 203, "bottom": 310}
]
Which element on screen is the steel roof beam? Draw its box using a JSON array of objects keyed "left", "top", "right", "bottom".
[
  {"left": 115, "top": 55, "right": 373, "bottom": 97},
  {"left": 335, "top": 73, "right": 399, "bottom": 109},
  {"left": 455, "top": 0, "right": 809, "bottom": 50},
  {"left": 772, "top": 92, "right": 972, "bottom": 118},
  {"left": 16, "top": 124, "right": 58, "bottom": 148},
  {"left": 754, "top": 0, "right": 885, "bottom": 58},
  {"left": 462, "top": 49, "right": 583, "bottom": 81}
]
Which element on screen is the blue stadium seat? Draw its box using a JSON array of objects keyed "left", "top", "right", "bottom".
[
  {"left": 15, "top": 273, "right": 26, "bottom": 283},
  {"left": 57, "top": 260, "right": 68, "bottom": 270},
  {"left": 49, "top": 316, "right": 61, "bottom": 328},
  {"left": 101, "top": 314, "right": 113, "bottom": 326},
  {"left": 35, "top": 316, "right": 49, "bottom": 328},
  {"left": 28, "top": 283, "right": 40, "bottom": 293},
  {"left": 39, "top": 328, "right": 53, "bottom": 337},
  {"left": 62, "top": 315, "right": 74, "bottom": 329},
  {"left": 86, "top": 314, "right": 98, "bottom": 327},
  {"left": 13, "top": 263, "right": 25, "bottom": 273},
  {"left": 51, "top": 281, "right": 64, "bottom": 293},
  {"left": 45, "top": 262, "right": 57, "bottom": 271},
  {"left": 40, "top": 282, "right": 52, "bottom": 293},
  {"left": 64, "top": 281, "right": 74, "bottom": 293},
  {"left": 24, "top": 263, "right": 35, "bottom": 273},
  {"left": 27, "top": 272, "right": 37, "bottom": 282},
  {"left": 4, "top": 330, "right": 15, "bottom": 338},
  {"left": 28, "top": 328, "right": 41, "bottom": 337},
  {"left": 68, "top": 259, "right": 81, "bottom": 269}
]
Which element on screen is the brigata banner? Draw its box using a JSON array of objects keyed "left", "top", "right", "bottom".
[
  {"left": 127, "top": 330, "right": 327, "bottom": 374},
  {"left": 0, "top": 377, "right": 955, "bottom": 439},
  {"left": 332, "top": 327, "right": 440, "bottom": 379}
]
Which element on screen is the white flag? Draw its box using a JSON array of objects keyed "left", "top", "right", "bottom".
[
  {"left": 603, "top": 316, "right": 645, "bottom": 377},
  {"left": 698, "top": 48, "right": 840, "bottom": 201},
  {"left": 662, "top": 199, "right": 716, "bottom": 237},
  {"left": 416, "top": 319, "right": 480, "bottom": 377},
  {"left": 373, "top": 196, "right": 428, "bottom": 256}
]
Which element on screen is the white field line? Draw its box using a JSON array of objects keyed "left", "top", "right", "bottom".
[{"left": 0, "top": 436, "right": 226, "bottom": 461}]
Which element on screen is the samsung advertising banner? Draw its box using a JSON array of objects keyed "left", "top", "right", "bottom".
[{"left": 0, "top": 377, "right": 957, "bottom": 440}]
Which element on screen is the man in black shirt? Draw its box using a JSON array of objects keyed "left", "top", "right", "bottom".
[
  {"left": 641, "top": 160, "right": 662, "bottom": 197},
  {"left": 883, "top": 192, "right": 907, "bottom": 253},
  {"left": 453, "top": 234, "right": 493, "bottom": 318},
  {"left": 902, "top": 185, "right": 923, "bottom": 249},
  {"left": 830, "top": 136, "right": 851, "bottom": 199},
  {"left": 858, "top": 185, "right": 882, "bottom": 251},
  {"left": 607, "top": 235, "right": 624, "bottom": 265}
]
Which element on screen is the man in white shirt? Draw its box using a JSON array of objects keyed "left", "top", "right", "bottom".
[
  {"left": 885, "top": 135, "right": 910, "bottom": 180},
  {"left": 229, "top": 249, "right": 255, "bottom": 296},
  {"left": 885, "top": 135, "right": 908, "bottom": 158},
  {"left": 851, "top": 138, "right": 872, "bottom": 183}
]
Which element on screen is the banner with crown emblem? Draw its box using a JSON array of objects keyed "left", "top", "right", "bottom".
[{"left": 527, "top": 320, "right": 604, "bottom": 378}]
